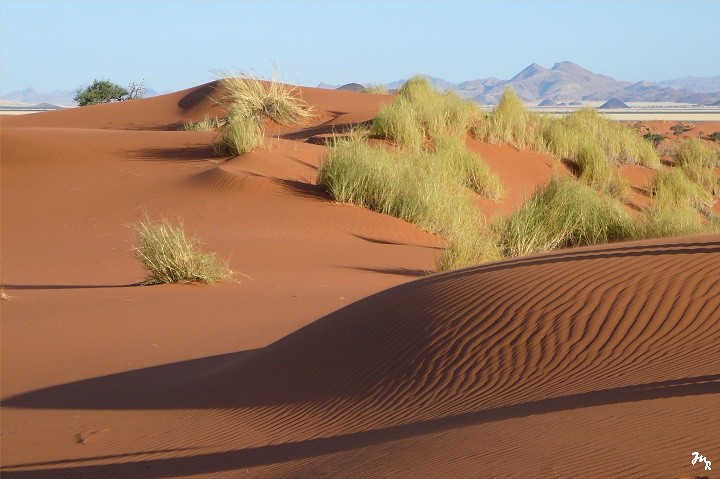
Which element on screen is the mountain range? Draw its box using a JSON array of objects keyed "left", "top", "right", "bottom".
[
  {"left": 4, "top": 62, "right": 720, "bottom": 107},
  {"left": 327, "top": 61, "right": 720, "bottom": 106}
]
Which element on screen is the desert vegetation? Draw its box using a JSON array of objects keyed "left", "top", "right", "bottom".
[
  {"left": 474, "top": 89, "right": 661, "bottom": 190},
  {"left": 180, "top": 115, "right": 225, "bottom": 132},
  {"left": 1, "top": 288, "right": 10, "bottom": 301},
  {"left": 363, "top": 84, "right": 389, "bottom": 94},
  {"left": 74, "top": 79, "right": 145, "bottom": 106},
  {"left": 318, "top": 80, "right": 718, "bottom": 271},
  {"left": 132, "top": 216, "right": 232, "bottom": 284},
  {"left": 210, "top": 71, "right": 314, "bottom": 156}
]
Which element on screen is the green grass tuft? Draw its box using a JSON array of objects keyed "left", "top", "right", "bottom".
[
  {"left": 497, "top": 177, "right": 637, "bottom": 257},
  {"left": 132, "top": 216, "right": 232, "bottom": 285},
  {"left": 371, "top": 76, "right": 479, "bottom": 149},
  {"left": 673, "top": 138, "right": 720, "bottom": 195},
  {"left": 651, "top": 167, "right": 714, "bottom": 210},
  {"left": 213, "top": 112, "right": 264, "bottom": 156},
  {"left": 639, "top": 204, "right": 706, "bottom": 239},
  {"left": 430, "top": 136, "right": 504, "bottom": 200}
]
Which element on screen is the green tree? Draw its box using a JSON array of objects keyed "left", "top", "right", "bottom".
[{"left": 74, "top": 79, "right": 143, "bottom": 106}]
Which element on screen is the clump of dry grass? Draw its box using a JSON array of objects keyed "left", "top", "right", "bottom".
[
  {"left": 132, "top": 216, "right": 232, "bottom": 284},
  {"left": 215, "top": 71, "right": 314, "bottom": 126},
  {"left": 1, "top": 289, "right": 10, "bottom": 301},
  {"left": 181, "top": 115, "right": 225, "bottom": 131}
]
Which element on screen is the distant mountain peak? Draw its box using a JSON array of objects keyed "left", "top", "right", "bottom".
[{"left": 511, "top": 63, "right": 550, "bottom": 81}]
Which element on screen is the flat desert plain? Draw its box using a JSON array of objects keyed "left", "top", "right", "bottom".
[{"left": 1, "top": 82, "right": 719, "bottom": 478}]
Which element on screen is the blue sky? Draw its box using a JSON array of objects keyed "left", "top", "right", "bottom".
[{"left": 1, "top": 0, "right": 719, "bottom": 94}]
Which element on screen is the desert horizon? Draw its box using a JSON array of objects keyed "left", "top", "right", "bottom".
[{"left": 2, "top": 74, "right": 719, "bottom": 478}]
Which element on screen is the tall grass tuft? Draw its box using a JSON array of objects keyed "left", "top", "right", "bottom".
[
  {"left": 430, "top": 136, "right": 504, "bottom": 200},
  {"left": 497, "top": 177, "right": 637, "bottom": 257},
  {"left": 474, "top": 88, "right": 537, "bottom": 148},
  {"left": 317, "top": 137, "right": 480, "bottom": 236},
  {"left": 213, "top": 112, "right": 264, "bottom": 156},
  {"left": 639, "top": 204, "right": 706, "bottom": 238},
  {"left": 215, "top": 71, "right": 314, "bottom": 126},
  {"left": 132, "top": 216, "right": 232, "bottom": 285},
  {"left": 673, "top": 138, "right": 720, "bottom": 195},
  {"left": 651, "top": 167, "right": 714, "bottom": 210},
  {"left": 372, "top": 76, "right": 479, "bottom": 149}
]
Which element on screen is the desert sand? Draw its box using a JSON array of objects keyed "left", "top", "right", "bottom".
[{"left": 1, "top": 82, "right": 719, "bottom": 478}]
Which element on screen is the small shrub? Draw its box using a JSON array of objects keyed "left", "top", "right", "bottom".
[
  {"left": 215, "top": 71, "right": 313, "bottom": 126},
  {"left": 1, "top": 289, "right": 10, "bottom": 301},
  {"left": 707, "top": 131, "right": 720, "bottom": 142},
  {"left": 497, "top": 177, "right": 636, "bottom": 257},
  {"left": 643, "top": 132, "right": 666, "bottom": 147},
  {"left": 670, "top": 123, "right": 692, "bottom": 141},
  {"left": 181, "top": 115, "right": 225, "bottom": 131},
  {"left": 132, "top": 216, "right": 232, "bottom": 284},
  {"left": 213, "top": 112, "right": 264, "bottom": 156}
]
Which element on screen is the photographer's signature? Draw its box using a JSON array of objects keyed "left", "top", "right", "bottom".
[{"left": 691, "top": 452, "right": 712, "bottom": 471}]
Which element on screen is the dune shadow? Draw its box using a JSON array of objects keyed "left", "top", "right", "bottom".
[
  {"left": 274, "top": 179, "right": 331, "bottom": 200},
  {"left": 3, "top": 374, "right": 718, "bottom": 479},
  {"left": 349, "top": 266, "right": 430, "bottom": 277},
  {"left": 129, "top": 145, "right": 217, "bottom": 162}
]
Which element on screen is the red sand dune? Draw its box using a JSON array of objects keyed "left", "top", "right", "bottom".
[{"left": 2, "top": 83, "right": 719, "bottom": 478}]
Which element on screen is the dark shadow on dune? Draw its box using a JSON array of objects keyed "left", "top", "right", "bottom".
[
  {"left": 274, "top": 179, "right": 331, "bottom": 200},
  {"left": 349, "top": 266, "right": 430, "bottom": 277},
  {"left": 1, "top": 350, "right": 255, "bottom": 410},
  {"left": 1, "top": 282, "right": 144, "bottom": 291},
  {"left": 277, "top": 120, "right": 372, "bottom": 142},
  {"left": 352, "top": 234, "right": 444, "bottom": 249},
  {"left": 129, "top": 145, "right": 217, "bottom": 162},
  {"left": 3, "top": 374, "right": 719, "bottom": 479},
  {"left": 177, "top": 82, "right": 218, "bottom": 111}
]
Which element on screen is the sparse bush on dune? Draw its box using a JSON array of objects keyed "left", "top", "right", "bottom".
[
  {"left": 215, "top": 71, "right": 314, "bottom": 126},
  {"left": 1, "top": 288, "right": 10, "bottom": 301},
  {"left": 673, "top": 138, "right": 720, "bottom": 195},
  {"left": 497, "top": 177, "right": 637, "bottom": 258},
  {"left": 210, "top": 70, "right": 314, "bottom": 156},
  {"left": 437, "top": 229, "right": 502, "bottom": 271},
  {"left": 474, "top": 88, "right": 538, "bottom": 149},
  {"left": 213, "top": 112, "right": 264, "bottom": 156},
  {"left": 372, "top": 76, "right": 479, "bottom": 149},
  {"left": 181, "top": 115, "right": 225, "bottom": 132},
  {"left": 132, "top": 216, "right": 232, "bottom": 285}
]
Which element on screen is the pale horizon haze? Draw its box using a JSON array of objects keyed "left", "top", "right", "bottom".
[{"left": 1, "top": 0, "right": 719, "bottom": 95}]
